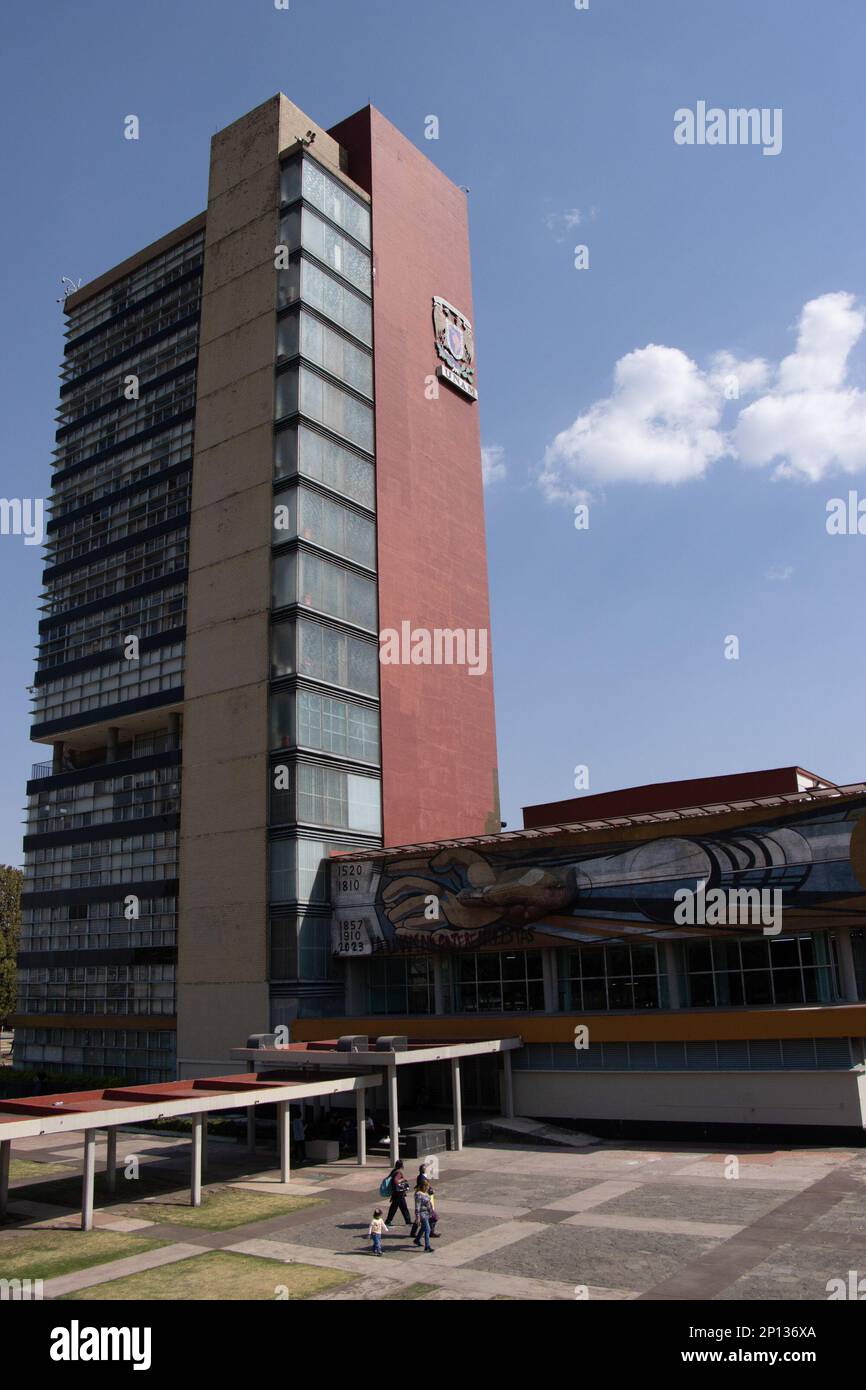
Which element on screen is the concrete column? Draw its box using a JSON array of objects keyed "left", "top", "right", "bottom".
[
  {"left": 355, "top": 1088, "right": 366, "bottom": 1167},
  {"left": 191, "top": 1113, "right": 204, "bottom": 1207},
  {"left": 387, "top": 1064, "right": 399, "bottom": 1165},
  {"left": 433, "top": 956, "right": 446, "bottom": 1015},
  {"left": 278, "top": 1101, "right": 290, "bottom": 1184},
  {"left": 202, "top": 1115, "right": 208, "bottom": 1182},
  {"left": 664, "top": 941, "right": 681, "bottom": 1009},
  {"left": 82, "top": 1129, "right": 97, "bottom": 1231},
  {"left": 105, "top": 727, "right": 119, "bottom": 763},
  {"left": 0, "top": 1139, "right": 10, "bottom": 1220},
  {"left": 836, "top": 927, "right": 859, "bottom": 1002},
  {"left": 451, "top": 1057, "right": 463, "bottom": 1151},
  {"left": 502, "top": 1051, "right": 515, "bottom": 1119},
  {"left": 542, "top": 950, "right": 558, "bottom": 1013},
  {"left": 168, "top": 712, "right": 181, "bottom": 750},
  {"left": 51, "top": 741, "right": 64, "bottom": 774},
  {"left": 105, "top": 1128, "right": 117, "bottom": 1195}
]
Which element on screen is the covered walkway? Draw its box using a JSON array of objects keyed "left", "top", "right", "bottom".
[
  {"left": 0, "top": 1070, "right": 381, "bottom": 1230},
  {"left": 232, "top": 1034, "right": 523, "bottom": 1164}
]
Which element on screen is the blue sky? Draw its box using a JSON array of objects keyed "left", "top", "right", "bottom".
[{"left": 1, "top": 0, "right": 865, "bottom": 862}]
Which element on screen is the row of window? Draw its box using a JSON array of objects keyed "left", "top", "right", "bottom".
[
  {"left": 269, "top": 837, "right": 356, "bottom": 906},
  {"left": 281, "top": 156, "right": 371, "bottom": 248},
  {"left": 280, "top": 206, "right": 372, "bottom": 296},
  {"left": 274, "top": 424, "right": 374, "bottom": 511},
  {"left": 14, "top": 1027, "right": 176, "bottom": 1081},
  {"left": 269, "top": 155, "right": 382, "bottom": 952},
  {"left": 37, "top": 585, "right": 186, "bottom": 671},
  {"left": 63, "top": 280, "right": 202, "bottom": 385},
  {"left": 278, "top": 258, "right": 372, "bottom": 347},
  {"left": 50, "top": 420, "right": 193, "bottom": 518},
  {"left": 278, "top": 310, "right": 373, "bottom": 398},
  {"left": 27, "top": 767, "right": 181, "bottom": 835},
  {"left": 512, "top": 1038, "right": 859, "bottom": 1073},
  {"left": 271, "top": 687, "right": 379, "bottom": 762},
  {"left": 20, "top": 963, "right": 175, "bottom": 985},
  {"left": 59, "top": 325, "right": 199, "bottom": 429},
  {"left": 273, "top": 483, "right": 375, "bottom": 569},
  {"left": 276, "top": 366, "right": 374, "bottom": 455},
  {"left": 54, "top": 368, "right": 197, "bottom": 473},
  {"left": 21, "top": 898, "right": 177, "bottom": 953},
  {"left": 272, "top": 549, "right": 377, "bottom": 631},
  {"left": 46, "top": 473, "right": 190, "bottom": 569},
  {"left": 42, "top": 530, "right": 188, "bottom": 618},
  {"left": 271, "top": 617, "right": 377, "bottom": 696},
  {"left": 64, "top": 231, "right": 204, "bottom": 342},
  {"left": 24, "top": 830, "right": 179, "bottom": 892},
  {"left": 18, "top": 984, "right": 175, "bottom": 1019},
  {"left": 271, "top": 761, "right": 381, "bottom": 835},
  {"left": 270, "top": 913, "right": 336, "bottom": 982},
  {"left": 357, "top": 937, "right": 859, "bottom": 1015},
  {"left": 31, "top": 642, "right": 184, "bottom": 726}
]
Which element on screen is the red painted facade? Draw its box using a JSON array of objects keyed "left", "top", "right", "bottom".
[
  {"left": 522, "top": 766, "right": 837, "bottom": 829},
  {"left": 330, "top": 107, "right": 500, "bottom": 846}
]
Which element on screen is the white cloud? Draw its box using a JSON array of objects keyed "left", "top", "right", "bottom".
[
  {"left": 707, "top": 350, "right": 770, "bottom": 397},
  {"left": 544, "top": 207, "right": 597, "bottom": 241},
  {"left": 481, "top": 444, "right": 507, "bottom": 487},
  {"left": 766, "top": 563, "right": 794, "bottom": 581},
  {"left": 540, "top": 344, "right": 727, "bottom": 498},
  {"left": 732, "top": 293, "right": 866, "bottom": 480},
  {"left": 540, "top": 292, "right": 866, "bottom": 500}
]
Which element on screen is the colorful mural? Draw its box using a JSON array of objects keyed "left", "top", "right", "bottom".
[{"left": 331, "top": 795, "right": 866, "bottom": 955}]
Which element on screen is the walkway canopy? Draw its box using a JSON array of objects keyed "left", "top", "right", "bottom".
[
  {"left": 232, "top": 1034, "right": 523, "bottom": 1164},
  {"left": 0, "top": 1070, "right": 382, "bottom": 1230}
]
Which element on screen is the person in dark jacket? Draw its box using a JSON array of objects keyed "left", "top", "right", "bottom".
[{"left": 384, "top": 1159, "right": 412, "bottom": 1228}]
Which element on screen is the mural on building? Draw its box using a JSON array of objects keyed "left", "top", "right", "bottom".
[{"left": 331, "top": 795, "right": 866, "bottom": 955}]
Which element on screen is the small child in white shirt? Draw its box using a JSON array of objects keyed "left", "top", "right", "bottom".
[{"left": 368, "top": 1207, "right": 389, "bottom": 1255}]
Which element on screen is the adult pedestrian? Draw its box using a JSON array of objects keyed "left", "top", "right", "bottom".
[
  {"left": 292, "top": 1110, "right": 306, "bottom": 1163},
  {"left": 384, "top": 1158, "right": 412, "bottom": 1228},
  {"left": 413, "top": 1178, "right": 436, "bottom": 1252}
]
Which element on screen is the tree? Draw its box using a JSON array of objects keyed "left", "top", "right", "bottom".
[{"left": 0, "top": 866, "right": 23, "bottom": 1029}]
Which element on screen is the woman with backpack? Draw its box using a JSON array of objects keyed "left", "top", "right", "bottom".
[{"left": 382, "top": 1158, "right": 412, "bottom": 1229}]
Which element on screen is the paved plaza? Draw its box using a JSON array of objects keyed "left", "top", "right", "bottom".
[{"left": 3, "top": 1128, "right": 866, "bottom": 1300}]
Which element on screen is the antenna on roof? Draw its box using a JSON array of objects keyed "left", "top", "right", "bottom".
[{"left": 57, "top": 277, "right": 82, "bottom": 304}]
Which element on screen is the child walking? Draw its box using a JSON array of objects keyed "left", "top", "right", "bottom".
[{"left": 368, "top": 1207, "right": 388, "bottom": 1255}]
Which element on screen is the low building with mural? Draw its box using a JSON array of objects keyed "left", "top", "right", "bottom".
[{"left": 292, "top": 766, "right": 866, "bottom": 1137}]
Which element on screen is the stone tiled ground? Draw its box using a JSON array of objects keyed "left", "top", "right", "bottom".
[
  {"left": 3, "top": 1128, "right": 866, "bottom": 1300},
  {"left": 462, "top": 1222, "right": 721, "bottom": 1292}
]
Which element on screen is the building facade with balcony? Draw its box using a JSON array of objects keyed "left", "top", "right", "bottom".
[{"left": 14, "top": 94, "right": 499, "bottom": 1080}]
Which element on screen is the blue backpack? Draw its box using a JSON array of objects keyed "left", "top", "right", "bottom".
[{"left": 378, "top": 1175, "right": 393, "bottom": 1198}]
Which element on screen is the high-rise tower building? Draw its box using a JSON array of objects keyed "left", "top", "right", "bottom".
[{"left": 16, "top": 95, "right": 499, "bottom": 1080}]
